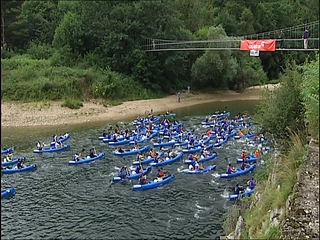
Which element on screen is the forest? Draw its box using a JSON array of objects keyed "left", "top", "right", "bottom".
[{"left": 1, "top": 0, "right": 319, "bottom": 103}]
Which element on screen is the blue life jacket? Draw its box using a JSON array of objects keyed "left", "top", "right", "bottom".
[
  {"left": 118, "top": 170, "right": 126, "bottom": 178},
  {"left": 249, "top": 180, "right": 255, "bottom": 189},
  {"left": 135, "top": 166, "right": 141, "bottom": 174}
]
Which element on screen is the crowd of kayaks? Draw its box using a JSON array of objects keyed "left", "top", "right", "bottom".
[{"left": 2, "top": 111, "right": 268, "bottom": 199}]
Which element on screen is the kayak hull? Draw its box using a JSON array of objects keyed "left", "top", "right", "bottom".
[
  {"left": 1, "top": 188, "right": 16, "bottom": 199},
  {"left": 33, "top": 144, "right": 71, "bottom": 153},
  {"left": 2, "top": 157, "right": 26, "bottom": 167},
  {"left": 1, "top": 147, "right": 14, "bottom": 155},
  {"left": 68, "top": 152, "right": 105, "bottom": 165},
  {"left": 132, "top": 174, "right": 175, "bottom": 191},
  {"left": 229, "top": 188, "right": 255, "bottom": 201},
  {"left": 113, "top": 145, "right": 150, "bottom": 156},
  {"left": 182, "top": 144, "right": 213, "bottom": 154},
  {"left": 184, "top": 153, "right": 218, "bottom": 164},
  {"left": 220, "top": 164, "right": 256, "bottom": 178},
  {"left": 180, "top": 165, "right": 217, "bottom": 174},
  {"left": 236, "top": 155, "right": 259, "bottom": 163},
  {"left": 2, "top": 164, "right": 38, "bottom": 174},
  {"left": 149, "top": 153, "right": 183, "bottom": 167},
  {"left": 113, "top": 166, "right": 152, "bottom": 182}
]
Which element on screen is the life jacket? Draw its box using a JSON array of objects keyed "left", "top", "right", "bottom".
[
  {"left": 135, "top": 166, "right": 141, "bottom": 174},
  {"left": 241, "top": 162, "right": 246, "bottom": 170},
  {"left": 249, "top": 180, "right": 255, "bottom": 189},
  {"left": 255, "top": 151, "right": 259, "bottom": 158},
  {"left": 139, "top": 177, "right": 146, "bottom": 184}
]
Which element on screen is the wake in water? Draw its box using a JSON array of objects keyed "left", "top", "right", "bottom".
[{"left": 220, "top": 187, "right": 230, "bottom": 199}]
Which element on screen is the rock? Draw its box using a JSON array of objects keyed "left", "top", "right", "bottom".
[{"left": 234, "top": 216, "right": 244, "bottom": 239}]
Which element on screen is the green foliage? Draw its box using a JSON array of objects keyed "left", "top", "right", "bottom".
[
  {"left": 101, "top": 100, "right": 123, "bottom": 108},
  {"left": 300, "top": 55, "right": 319, "bottom": 140},
  {"left": 223, "top": 204, "right": 241, "bottom": 235},
  {"left": 242, "top": 133, "right": 306, "bottom": 239},
  {"left": 264, "top": 226, "right": 281, "bottom": 239},
  {"left": 26, "top": 42, "right": 53, "bottom": 60},
  {"left": 191, "top": 26, "right": 238, "bottom": 89},
  {"left": 1, "top": 0, "right": 319, "bottom": 101},
  {"left": 61, "top": 98, "right": 83, "bottom": 109},
  {"left": 254, "top": 61, "right": 305, "bottom": 141}
]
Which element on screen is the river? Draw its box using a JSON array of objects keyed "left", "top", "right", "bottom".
[{"left": 1, "top": 100, "right": 261, "bottom": 240}]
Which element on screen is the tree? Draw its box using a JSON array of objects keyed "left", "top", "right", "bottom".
[{"left": 191, "top": 25, "right": 238, "bottom": 89}]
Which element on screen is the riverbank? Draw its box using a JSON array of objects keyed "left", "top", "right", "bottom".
[{"left": 1, "top": 84, "right": 278, "bottom": 128}]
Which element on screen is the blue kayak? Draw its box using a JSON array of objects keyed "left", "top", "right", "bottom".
[
  {"left": 213, "top": 138, "right": 228, "bottom": 147},
  {"left": 149, "top": 153, "right": 183, "bottom": 167},
  {"left": 180, "top": 165, "right": 217, "bottom": 174},
  {"left": 112, "top": 166, "right": 152, "bottom": 182},
  {"left": 132, "top": 174, "right": 176, "bottom": 191},
  {"left": 229, "top": 188, "right": 255, "bottom": 201},
  {"left": 220, "top": 164, "right": 256, "bottom": 178},
  {"left": 160, "top": 113, "right": 176, "bottom": 118},
  {"left": 236, "top": 155, "right": 259, "bottom": 163},
  {"left": 129, "top": 132, "right": 159, "bottom": 144},
  {"left": 132, "top": 152, "right": 164, "bottom": 165},
  {"left": 33, "top": 144, "right": 71, "bottom": 153},
  {"left": 113, "top": 145, "right": 150, "bottom": 156},
  {"left": 153, "top": 139, "right": 178, "bottom": 148},
  {"left": 2, "top": 157, "right": 26, "bottom": 167},
  {"left": 184, "top": 152, "right": 218, "bottom": 164},
  {"left": 2, "top": 164, "right": 38, "bottom": 174},
  {"left": 50, "top": 133, "right": 71, "bottom": 146},
  {"left": 108, "top": 139, "right": 132, "bottom": 146},
  {"left": 103, "top": 136, "right": 125, "bottom": 143},
  {"left": 2, "top": 147, "right": 14, "bottom": 155},
  {"left": 182, "top": 144, "right": 213, "bottom": 154},
  {"left": 1, "top": 188, "right": 16, "bottom": 199},
  {"left": 211, "top": 111, "right": 230, "bottom": 119},
  {"left": 68, "top": 152, "right": 105, "bottom": 165}
]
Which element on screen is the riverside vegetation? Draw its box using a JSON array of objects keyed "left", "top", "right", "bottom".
[
  {"left": 1, "top": 0, "right": 318, "bottom": 108},
  {"left": 1, "top": 1, "right": 319, "bottom": 238},
  {"left": 223, "top": 56, "right": 319, "bottom": 239}
]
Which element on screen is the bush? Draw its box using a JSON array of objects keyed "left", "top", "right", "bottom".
[
  {"left": 61, "top": 98, "right": 83, "bottom": 109},
  {"left": 301, "top": 55, "right": 319, "bottom": 140},
  {"left": 27, "top": 42, "right": 54, "bottom": 60}
]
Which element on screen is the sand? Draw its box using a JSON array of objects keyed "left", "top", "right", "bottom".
[{"left": 1, "top": 84, "right": 278, "bottom": 128}]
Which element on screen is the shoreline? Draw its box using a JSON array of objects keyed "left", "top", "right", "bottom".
[{"left": 1, "top": 84, "right": 278, "bottom": 128}]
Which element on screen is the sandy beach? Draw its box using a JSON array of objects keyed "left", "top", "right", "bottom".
[{"left": 1, "top": 84, "right": 278, "bottom": 128}]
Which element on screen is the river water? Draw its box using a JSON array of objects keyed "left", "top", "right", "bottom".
[{"left": 1, "top": 100, "right": 261, "bottom": 240}]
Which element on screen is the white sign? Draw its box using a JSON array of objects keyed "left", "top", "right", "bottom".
[{"left": 250, "top": 50, "right": 260, "bottom": 56}]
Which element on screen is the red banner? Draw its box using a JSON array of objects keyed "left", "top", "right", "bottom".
[{"left": 240, "top": 40, "right": 276, "bottom": 52}]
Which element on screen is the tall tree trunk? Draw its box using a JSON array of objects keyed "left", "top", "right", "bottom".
[{"left": 1, "top": 6, "right": 4, "bottom": 46}]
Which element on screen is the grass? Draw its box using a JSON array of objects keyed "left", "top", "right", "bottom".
[
  {"left": 101, "top": 100, "right": 123, "bottom": 107},
  {"left": 61, "top": 98, "right": 83, "bottom": 109},
  {"left": 239, "top": 133, "right": 306, "bottom": 239}
]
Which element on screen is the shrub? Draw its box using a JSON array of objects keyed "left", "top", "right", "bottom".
[{"left": 61, "top": 98, "right": 83, "bottom": 109}]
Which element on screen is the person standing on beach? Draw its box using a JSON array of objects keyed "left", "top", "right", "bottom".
[
  {"left": 178, "top": 91, "right": 181, "bottom": 102},
  {"left": 302, "top": 29, "right": 310, "bottom": 49}
]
